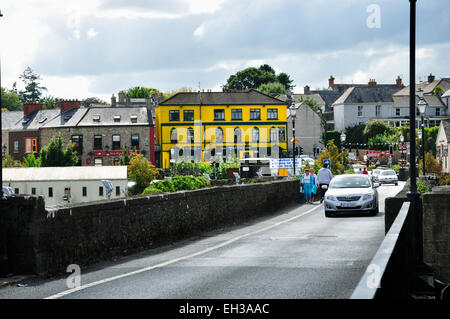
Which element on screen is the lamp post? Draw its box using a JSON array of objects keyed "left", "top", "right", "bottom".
[
  {"left": 289, "top": 104, "right": 297, "bottom": 176},
  {"left": 340, "top": 132, "right": 346, "bottom": 170},
  {"left": 417, "top": 89, "right": 427, "bottom": 176}
]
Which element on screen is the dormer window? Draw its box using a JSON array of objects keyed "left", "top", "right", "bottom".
[
  {"left": 64, "top": 115, "right": 72, "bottom": 121},
  {"left": 93, "top": 114, "right": 101, "bottom": 122},
  {"left": 114, "top": 115, "right": 121, "bottom": 122},
  {"left": 130, "top": 115, "right": 137, "bottom": 123}
]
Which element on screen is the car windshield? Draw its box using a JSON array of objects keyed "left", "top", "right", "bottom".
[
  {"left": 330, "top": 175, "right": 371, "bottom": 188},
  {"left": 381, "top": 170, "right": 396, "bottom": 175}
]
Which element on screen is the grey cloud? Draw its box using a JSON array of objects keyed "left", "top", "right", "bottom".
[{"left": 100, "top": 0, "right": 189, "bottom": 13}]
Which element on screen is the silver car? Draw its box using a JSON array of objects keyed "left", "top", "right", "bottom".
[
  {"left": 378, "top": 170, "right": 398, "bottom": 185},
  {"left": 324, "top": 174, "right": 379, "bottom": 217},
  {"left": 371, "top": 169, "right": 382, "bottom": 182}
]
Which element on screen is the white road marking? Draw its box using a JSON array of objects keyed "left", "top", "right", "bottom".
[{"left": 44, "top": 204, "right": 322, "bottom": 299}]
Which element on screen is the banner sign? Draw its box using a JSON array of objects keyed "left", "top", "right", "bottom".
[
  {"left": 93, "top": 150, "right": 140, "bottom": 157},
  {"left": 270, "top": 158, "right": 301, "bottom": 168},
  {"left": 367, "top": 151, "right": 381, "bottom": 158}
]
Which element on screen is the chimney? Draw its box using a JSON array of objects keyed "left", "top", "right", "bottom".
[
  {"left": 125, "top": 96, "right": 131, "bottom": 107},
  {"left": 59, "top": 99, "right": 81, "bottom": 113},
  {"left": 328, "top": 76, "right": 335, "bottom": 88},
  {"left": 111, "top": 94, "right": 117, "bottom": 107},
  {"left": 396, "top": 76, "right": 403, "bottom": 87},
  {"left": 368, "top": 78, "right": 377, "bottom": 86},
  {"left": 118, "top": 91, "right": 125, "bottom": 104},
  {"left": 428, "top": 73, "right": 435, "bottom": 83},
  {"left": 304, "top": 85, "right": 310, "bottom": 94},
  {"left": 23, "top": 101, "right": 43, "bottom": 116}
]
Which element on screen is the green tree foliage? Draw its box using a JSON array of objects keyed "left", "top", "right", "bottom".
[
  {"left": 125, "top": 86, "right": 162, "bottom": 99},
  {"left": 119, "top": 146, "right": 133, "bottom": 166},
  {"left": 39, "top": 135, "right": 78, "bottom": 167},
  {"left": 128, "top": 153, "right": 158, "bottom": 193},
  {"left": 322, "top": 130, "right": 342, "bottom": 149},
  {"left": 22, "top": 153, "right": 41, "bottom": 167},
  {"left": 223, "top": 64, "right": 293, "bottom": 91},
  {"left": 433, "top": 85, "right": 444, "bottom": 96},
  {"left": 1, "top": 87, "right": 23, "bottom": 111},
  {"left": 315, "top": 140, "right": 348, "bottom": 175},
  {"left": 41, "top": 95, "right": 58, "bottom": 109},
  {"left": 18, "top": 67, "right": 47, "bottom": 102},
  {"left": 423, "top": 126, "right": 439, "bottom": 156},
  {"left": 419, "top": 152, "right": 441, "bottom": 176},
  {"left": 257, "top": 82, "right": 286, "bottom": 95},
  {"left": 344, "top": 124, "right": 367, "bottom": 146},
  {"left": 2, "top": 154, "right": 21, "bottom": 168},
  {"left": 368, "top": 132, "right": 390, "bottom": 150},
  {"left": 84, "top": 97, "right": 108, "bottom": 105},
  {"left": 169, "top": 161, "right": 214, "bottom": 177},
  {"left": 142, "top": 176, "right": 210, "bottom": 195},
  {"left": 363, "top": 119, "right": 391, "bottom": 140}
]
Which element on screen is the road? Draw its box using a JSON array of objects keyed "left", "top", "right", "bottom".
[{"left": 0, "top": 182, "right": 405, "bottom": 299}]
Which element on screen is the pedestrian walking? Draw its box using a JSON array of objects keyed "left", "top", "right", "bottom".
[
  {"left": 300, "top": 169, "right": 315, "bottom": 204},
  {"left": 317, "top": 163, "right": 333, "bottom": 203}
]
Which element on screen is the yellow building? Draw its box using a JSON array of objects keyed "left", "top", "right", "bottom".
[{"left": 156, "top": 89, "right": 288, "bottom": 168}]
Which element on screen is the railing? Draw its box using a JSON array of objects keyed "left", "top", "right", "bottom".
[{"left": 351, "top": 201, "right": 413, "bottom": 299}]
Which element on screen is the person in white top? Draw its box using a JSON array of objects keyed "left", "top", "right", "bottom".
[{"left": 317, "top": 163, "right": 333, "bottom": 203}]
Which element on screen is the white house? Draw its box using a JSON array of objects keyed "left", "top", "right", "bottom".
[
  {"left": 436, "top": 120, "right": 450, "bottom": 174},
  {"left": 2, "top": 166, "right": 129, "bottom": 206},
  {"left": 333, "top": 80, "right": 403, "bottom": 131}
]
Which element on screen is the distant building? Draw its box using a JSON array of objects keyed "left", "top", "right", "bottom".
[
  {"left": 156, "top": 89, "right": 288, "bottom": 168},
  {"left": 2, "top": 166, "right": 128, "bottom": 206},
  {"left": 437, "top": 120, "right": 450, "bottom": 174}
]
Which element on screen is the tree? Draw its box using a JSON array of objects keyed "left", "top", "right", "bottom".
[
  {"left": 277, "top": 72, "right": 294, "bottom": 89},
  {"left": 119, "top": 146, "right": 133, "bottom": 166},
  {"left": 39, "top": 135, "right": 78, "bottom": 167},
  {"left": 257, "top": 82, "right": 286, "bottom": 95},
  {"left": 315, "top": 140, "right": 348, "bottom": 175},
  {"left": 419, "top": 152, "right": 441, "bottom": 175},
  {"left": 18, "top": 67, "right": 47, "bottom": 102},
  {"left": 363, "top": 119, "right": 391, "bottom": 140},
  {"left": 1, "top": 87, "right": 23, "bottom": 111},
  {"left": 84, "top": 97, "right": 108, "bottom": 105},
  {"left": 2, "top": 154, "right": 21, "bottom": 168},
  {"left": 127, "top": 153, "right": 158, "bottom": 193},
  {"left": 22, "top": 153, "right": 41, "bottom": 167},
  {"left": 41, "top": 95, "right": 58, "bottom": 109},
  {"left": 344, "top": 124, "right": 367, "bottom": 146},
  {"left": 125, "top": 87, "right": 162, "bottom": 99}
]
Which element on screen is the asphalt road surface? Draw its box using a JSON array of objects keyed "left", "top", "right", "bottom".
[{"left": 0, "top": 182, "right": 405, "bottom": 299}]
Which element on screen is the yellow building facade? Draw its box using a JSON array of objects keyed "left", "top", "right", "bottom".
[{"left": 156, "top": 90, "right": 288, "bottom": 168}]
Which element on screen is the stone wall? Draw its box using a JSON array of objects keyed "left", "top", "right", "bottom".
[
  {"left": 4, "top": 179, "right": 301, "bottom": 276},
  {"left": 422, "top": 186, "right": 450, "bottom": 282}
]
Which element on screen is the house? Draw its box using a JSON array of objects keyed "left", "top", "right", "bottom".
[
  {"left": 156, "top": 89, "right": 288, "bottom": 168},
  {"left": 436, "top": 120, "right": 450, "bottom": 174},
  {"left": 391, "top": 74, "right": 450, "bottom": 128},
  {"left": 2, "top": 166, "right": 128, "bottom": 206},
  {"left": 332, "top": 78, "right": 404, "bottom": 131},
  {"left": 39, "top": 99, "right": 155, "bottom": 167},
  {"left": 1, "top": 110, "right": 25, "bottom": 157},
  {"left": 275, "top": 95, "right": 324, "bottom": 157}
]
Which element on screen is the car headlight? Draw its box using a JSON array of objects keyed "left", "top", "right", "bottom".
[
  {"left": 362, "top": 194, "right": 373, "bottom": 200},
  {"left": 325, "top": 195, "right": 337, "bottom": 201}
]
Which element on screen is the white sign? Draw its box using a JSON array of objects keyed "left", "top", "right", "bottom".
[{"left": 270, "top": 158, "right": 301, "bottom": 169}]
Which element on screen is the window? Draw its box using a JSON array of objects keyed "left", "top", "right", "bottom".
[
  {"left": 93, "top": 114, "right": 101, "bottom": 122},
  {"left": 99, "top": 186, "right": 103, "bottom": 197},
  {"left": 114, "top": 115, "right": 121, "bottom": 122},
  {"left": 270, "top": 127, "right": 278, "bottom": 142},
  {"left": 396, "top": 108, "right": 401, "bottom": 116},
  {"left": 71, "top": 135, "right": 83, "bottom": 154},
  {"left": 82, "top": 186, "right": 87, "bottom": 197},
  {"left": 267, "top": 109, "right": 278, "bottom": 120},
  {"left": 214, "top": 109, "right": 225, "bottom": 121},
  {"left": 94, "top": 158, "right": 102, "bottom": 166},
  {"left": 14, "top": 141, "right": 19, "bottom": 153},
  {"left": 94, "top": 135, "right": 102, "bottom": 149},
  {"left": 250, "top": 109, "right": 261, "bottom": 120},
  {"left": 436, "top": 108, "right": 441, "bottom": 116},
  {"left": 170, "top": 128, "right": 178, "bottom": 144},
  {"left": 32, "top": 188, "right": 36, "bottom": 195},
  {"left": 48, "top": 187, "right": 53, "bottom": 197},
  {"left": 169, "top": 110, "right": 180, "bottom": 121},
  {"left": 187, "top": 128, "right": 194, "bottom": 144},
  {"left": 131, "top": 135, "right": 139, "bottom": 148},
  {"left": 130, "top": 115, "right": 138, "bottom": 123},
  {"left": 116, "top": 186, "right": 120, "bottom": 196},
  {"left": 231, "top": 109, "right": 242, "bottom": 120},
  {"left": 15, "top": 188, "right": 19, "bottom": 194},
  {"left": 234, "top": 127, "right": 241, "bottom": 144},
  {"left": 252, "top": 127, "right": 260, "bottom": 143},
  {"left": 25, "top": 138, "right": 38, "bottom": 153},
  {"left": 376, "top": 105, "right": 381, "bottom": 117},
  {"left": 357, "top": 106, "right": 363, "bottom": 117},
  {"left": 112, "top": 135, "right": 121, "bottom": 149},
  {"left": 183, "top": 110, "right": 194, "bottom": 121},
  {"left": 216, "top": 127, "right": 223, "bottom": 143},
  {"left": 278, "top": 127, "right": 286, "bottom": 142}
]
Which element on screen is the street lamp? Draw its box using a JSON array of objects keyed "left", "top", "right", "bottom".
[
  {"left": 289, "top": 104, "right": 297, "bottom": 176},
  {"left": 340, "top": 132, "right": 346, "bottom": 170},
  {"left": 417, "top": 90, "right": 427, "bottom": 176}
]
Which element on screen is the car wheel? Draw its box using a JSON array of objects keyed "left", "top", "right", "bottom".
[
  {"left": 325, "top": 211, "right": 332, "bottom": 218},
  {"left": 395, "top": 182, "right": 398, "bottom": 186},
  {"left": 370, "top": 206, "right": 379, "bottom": 216}
]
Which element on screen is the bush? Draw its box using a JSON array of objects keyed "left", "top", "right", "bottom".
[
  {"left": 438, "top": 174, "right": 450, "bottom": 186},
  {"left": 142, "top": 175, "right": 211, "bottom": 195},
  {"left": 128, "top": 153, "right": 159, "bottom": 193},
  {"left": 169, "top": 161, "right": 214, "bottom": 177},
  {"left": 392, "top": 165, "right": 401, "bottom": 174},
  {"left": 417, "top": 179, "right": 431, "bottom": 194},
  {"left": 344, "top": 169, "right": 355, "bottom": 174}
]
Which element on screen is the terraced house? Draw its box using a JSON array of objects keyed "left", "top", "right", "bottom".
[{"left": 156, "top": 90, "right": 288, "bottom": 168}]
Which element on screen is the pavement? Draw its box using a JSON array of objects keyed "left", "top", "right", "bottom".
[{"left": 0, "top": 182, "right": 405, "bottom": 299}]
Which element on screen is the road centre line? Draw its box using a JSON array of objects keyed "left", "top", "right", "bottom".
[{"left": 44, "top": 204, "right": 322, "bottom": 299}]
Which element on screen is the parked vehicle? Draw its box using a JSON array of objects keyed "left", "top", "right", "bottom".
[
  {"left": 324, "top": 174, "right": 379, "bottom": 217},
  {"left": 1, "top": 186, "right": 14, "bottom": 197},
  {"left": 377, "top": 170, "right": 398, "bottom": 186},
  {"left": 371, "top": 169, "right": 382, "bottom": 182},
  {"left": 352, "top": 164, "right": 364, "bottom": 173}
]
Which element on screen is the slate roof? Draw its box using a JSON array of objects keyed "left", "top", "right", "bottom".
[
  {"left": 393, "top": 78, "right": 450, "bottom": 96},
  {"left": 332, "top": 85, "right": 401, "bottom": 105},
  {"left": 159, "top": 89, "right": 286, "bottom": 106},
  {"left": 1, "top": 111, "right": 24, "bottom": 130},
  {"left": 392, "top": 94, "right": 444, "bottom": 108},
  {"left": 7, "top": 109, "right": 60, "bottom": 131},
  {"left": 441, "top": 89, "right": 450, "bottom": 98},
  {"left": 77, "top": 107, "right": 153, "bottom": 127},
  {"left": 41, "top": 108, "right": 89, "bottom": 128},
  {"left": 441, "top": 120, "right": 450, "bottom": 141}
]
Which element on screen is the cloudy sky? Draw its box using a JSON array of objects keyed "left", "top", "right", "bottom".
[{"left": 1, "top": 0, "right": 449, "bottom": 102}]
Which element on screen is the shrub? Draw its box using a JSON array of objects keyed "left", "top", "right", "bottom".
[
  {"left": 128, "top": 153, "right": 158, "bottom": 193},
  {"left": 438, "top": 174, "right": 450, "bottom": 186},
  {"left": 417, "top": 179, "right": 431, "bottom": 194},
  {"left": 142, "top": 176, "right": 210, "bottom": 195},
  {"left": 419, "top": 152, "right": 441, "bottom": 176},
  {"left": 344, "top": 169, "right": 355, "bottom": 174}
]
